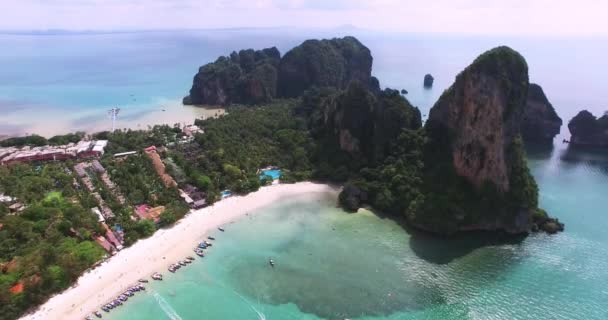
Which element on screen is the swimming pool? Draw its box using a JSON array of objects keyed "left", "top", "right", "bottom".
[
  {"left": 221, "top": 190, "right": 233, "bottom": 198},
  {"left": 260, "top": 169, "right": 281, "bottom": 181}
]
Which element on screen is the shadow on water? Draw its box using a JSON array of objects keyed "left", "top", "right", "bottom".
[
  {"left": 407, "top": 228, "right": 527, "bottom": 265},
  {"left": 367, "top": 209, "right": 527, "bottom": 265}
]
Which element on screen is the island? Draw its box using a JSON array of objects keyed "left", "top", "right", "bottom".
[
  {"left": 423, "top": 74, "right": 434, "bottom": 88},
  {"left": 1, "top": 36, "right": 563, "bottom": 320},
  {"left": 567, "top": 110, "right": 608, "bottom": 148},
  {"left": 182, "top": 37, "right": 562, "bottom": 235},
  {"left": 522, "top": 83, "right": 563, "bottom": 144}
]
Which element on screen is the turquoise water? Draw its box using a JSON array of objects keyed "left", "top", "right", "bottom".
[
  {"left": 108, "top": 151, "right": 608, "bottom": 320},
  {"left": 260, "top": 169, "right": 282, "bottom": 181},
  {"left": 1, "top": 30, "right": 607, "bottom": 137},
  {"left": 3, "top": 29, "right": 608, "bottom": 319}
]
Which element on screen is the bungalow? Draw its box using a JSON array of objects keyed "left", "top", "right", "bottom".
[
  {"left": 92, "top": 207, "right": 105, "bottom": 223},
  {"left": 8, "top": 202, "right": 24, "bottom": 213},
  {"left": 192, "top": 199, "right": 207, "bottom": 209},
  {"left": 134, "top": 204, "right": 165, "bottom": 223},
  {"left": 95, "top": 236, "right": 114, "bottom": 253}
]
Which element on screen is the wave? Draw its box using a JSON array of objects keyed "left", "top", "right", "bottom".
[{"left": 153, "top": 292, "right": 183, "bottom": 320}]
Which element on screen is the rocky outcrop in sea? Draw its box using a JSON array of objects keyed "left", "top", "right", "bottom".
[
  {"left": 568, "top": 110, "right": 608, "bottom": 148},
  {"left": 521, "top": 83, "right": 562, "bottom": 144}
]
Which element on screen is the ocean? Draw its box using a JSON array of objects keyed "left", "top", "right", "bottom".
[{"left": 2, "top": 29, "right": 608, "bottom": 319}]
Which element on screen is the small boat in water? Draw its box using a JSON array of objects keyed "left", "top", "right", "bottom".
[
  {"left": 269, "top": 259, "right": 275, "bottom": 267},
  {"left": 186, "top": 256, "right": 195, "bottom": 261},
  {"left": 138, "top": 279, "right": 149, "bottom": 283},
  {"left": 208, "top": 236, "right": 215, "bottom": 240},
  {"left": 152, "top": 273, "right": 163, "bottom": 280},
  {"left": 86, "top": 316, "right": 93, "bottom": 320},
  {"left": 195, "top": 249, "right": 205, "bottom": 257},
  {"left": 94, "top": 311, "right": 102, "bottom": 318},
  {"left": 204, "top": 240, "right": 212, "bottom": 246},
  {"left": 101, "top": 306, "right": 110, "bottom": 313},
  {"left": 179, "top": 260, "right": 187, "bottom": 266},
  {"left": 218, "top": 227, "right": 225, "bottom": 232}
]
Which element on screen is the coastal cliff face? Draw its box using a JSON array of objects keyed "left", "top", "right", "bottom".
[
  {"left": 568, "top": 110, "right": 608, "bottom": 147},
  {"left": 417, "top": 46, "right": 554, "bottom": 234},
  {"left": 522, "top": 83, "right": 562, "bottom": 144},
  {"left": 184, "top": 47, "right": 280, "bottom": 105},
  {"left": 278, "top": 36, "right": 373, "bottom": 98},
  {"left": 426, "top": 46, "right": 529, "bottom": 193}
]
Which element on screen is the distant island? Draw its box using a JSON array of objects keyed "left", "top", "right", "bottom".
[
  {"left": 1, "top": 36, "right": 565, "bottom": 320},
  {"left": 567, "top": 110, "right": 608, "bottom": 148}
]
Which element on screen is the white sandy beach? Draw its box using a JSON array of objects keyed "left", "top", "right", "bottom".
[{"left": 20, "top": 182, "right": 337, "bottom": 320}]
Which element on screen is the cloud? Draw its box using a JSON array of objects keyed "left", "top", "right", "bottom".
[{"left": 0, "top": 0, "right": 606, "bottom": 35}]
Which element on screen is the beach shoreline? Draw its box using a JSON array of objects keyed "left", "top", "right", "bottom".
[{"left": 19, "top": 182, "right": 338, "bottom": 320}]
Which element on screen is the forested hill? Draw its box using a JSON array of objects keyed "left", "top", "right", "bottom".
[
  {"left": 183, "top": 36, "right": 377, "bottom": 106},
  {"left": 183, "top": 37, "right": 564, "bottom": 236}
]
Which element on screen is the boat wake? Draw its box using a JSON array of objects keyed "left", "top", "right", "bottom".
[
  {"left": 153, "top": 292, "right": 183, "bottom": 320},
  {"left": 225, "top": 286, "right": 266, "bottom": 320}
]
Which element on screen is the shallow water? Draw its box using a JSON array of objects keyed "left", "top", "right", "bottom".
[
  {"left": 3, "top": 29, "right": 608, "bottom": 319},
  {"left": 108, "top": 144, "right": 608, "bottom": 320}
]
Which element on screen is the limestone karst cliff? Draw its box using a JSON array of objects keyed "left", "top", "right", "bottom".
[{"left": 522, "top": 83, "right": 562, "bottom": 144}]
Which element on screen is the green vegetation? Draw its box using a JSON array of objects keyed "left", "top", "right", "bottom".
[{"left": 0, "top": 165, "right": 104, "bottom": 320}]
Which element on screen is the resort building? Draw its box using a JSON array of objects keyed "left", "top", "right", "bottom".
[
  {"left": 95, "top": 236, "right": 114, "bottom": 253},
  {"left": 8, "top": 202, "right": 24, "bottom": 213},
  {"left": 92, "top": 207, "right": 105, "bottom": 223},
  {"left": 0, "top": 140, "right": 108, "bottom": 165},
  {"left": 113, "top": 151, "right": 137, "bottom": 158},
  {"left": 0, "top": 194, "right": 15, "bottom": 203},
  {"left": 101, "top": 223, "right": 123, "bottom": 250},
  {"left": 183, "top": 124, "right": 202, "bottom": 137},
  {"left": 134, "top": 204, "right": 165, "bottom": 223}
]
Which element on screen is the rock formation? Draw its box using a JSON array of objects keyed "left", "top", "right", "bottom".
[
  {"left": 521, "top": 83, "right": 562, "bottom": 144},
  {"left": 419, "top": 46, "right": 555, "bottom": 234},
  {"left": 183, "top": 47, "right": 280, "bottom": 106},
  {"left": 308, "top": 82, "right": 421, "bottom": 164},
  {"left": 423, "top": 74, "right": 434, "bottom": 88},
  {"left": 278, "top": 36, "right": 373, "bottom": 98},
  {"left": 185, "top": 36, "right": 375, "bottom": 106},
  {"left": 426, "top": 46, "right": 528, "bottom": 192},
  {"left": 568, "top": 110, "right": 608, "bottom": 147}
]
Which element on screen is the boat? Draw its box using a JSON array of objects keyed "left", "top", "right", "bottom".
[
  {"left": 86, "top": 316, "right": 93, "bottom": 320},
  {"left": 101, "top": 306, "right": 109, "bottom": 312},
  {"left": 94, "top": 311, "right": 102, "bottom": 318},
  {"left": 208, "top": 236, "right": 215, "bottom": 240},
  {"left": 152, "top": 273, "right": 163, "bottom": 280},
  {"left": 179, "top": 260, "right": 187, "bottom": 266},
  {"left": 198, "top": 242, "right": 207, "bottom": 249},
  {"left": 218, "top": 227, "right": 225, "bottom": 232},
  {"left": 204, "top": 240, "right": 213, "bottom": 246},
  {"left": 168, "top": 265, "right": 176, "bottom": 273},
  {"left": 184, "top": 259, "right": 192, "bottom": 264},
  {"left": 195, "top": 249, "right": 205, "bottom": 257},
  {"left": 186, "top": 256, "right": 195, "bottom": 261},
  {"left": 138, "top": 279, "right": 149, "bottom": 283},
  {"left": 269, "top": 259, "right": 275, "bottom": 267}
]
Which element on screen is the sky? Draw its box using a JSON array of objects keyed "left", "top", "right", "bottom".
[{"left": 1, "top": 0, "right": 607, "bottom": 35}]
